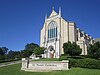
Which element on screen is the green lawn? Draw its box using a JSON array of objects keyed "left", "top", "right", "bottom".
[
  {"left": 32, "top": 58, "right": 59, "bottom": 61},
  {"left": 0, "top": 63, "right": 100, "bottom": 75}
]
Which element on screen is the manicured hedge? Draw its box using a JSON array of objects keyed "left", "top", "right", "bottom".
[
  {"left": 60, "top": 56, "right": 100, "bottom": 69},
  {"left": 69, "top": 58, "right": 100, "bottom": 69}
]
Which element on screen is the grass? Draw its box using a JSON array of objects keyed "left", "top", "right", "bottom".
[
  {"left": 0, "top": 63, "right": 100, "bottom": 75},
  {"left": 32, "top": 58, "right": 60, "bottom": 61}
]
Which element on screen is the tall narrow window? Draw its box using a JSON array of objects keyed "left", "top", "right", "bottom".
[
  {"left": 48, "top": 30, "right": 49, "bottom": 38},
  {"left": 53, "top": 28, "right": 55, "bottom": 37},
  {"left": 50, "top": 29, "right": 51, "bottom": 38},
  {"left": 48, "top": 21, "right": 58, "bottom": 39},
  {"left": 56, "top": 27, "right": 57, "bottom": 37}
]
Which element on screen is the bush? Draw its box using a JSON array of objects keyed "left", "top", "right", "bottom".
[
  {"left": 63, "top": 41, "right": 82, "bottom": 56},
  {"left": 88, "top": 42, "right": 100, "bottom": 59},
  {"left": 60, "top": 55, "right": 84, "bottom": 60},
  {"left": 69, "top": 58, "right": 100, "bottom": 69},
  {"left": 59, "top": 55, "right": 68, "bottom": 60},
  {"left": 60, "top": 55, "right": 100, "bottom": 69}
]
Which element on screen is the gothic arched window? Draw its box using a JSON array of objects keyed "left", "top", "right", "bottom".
[{"left": 48, "top": 21, "right": 57, "bottom": 39}]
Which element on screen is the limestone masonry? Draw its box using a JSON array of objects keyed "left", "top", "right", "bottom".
[
  {"left": 40, "top": 7, "right": 94, "bottom": 58},
  {"left": 21, "top": 59, "right": 69, "bottom": 72}
]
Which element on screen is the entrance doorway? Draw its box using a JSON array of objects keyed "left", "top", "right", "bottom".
[{"left": 48, "top": 45, "right": 55, "bottom": 58}]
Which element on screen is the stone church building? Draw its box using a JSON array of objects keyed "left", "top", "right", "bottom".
[{"left": 40, "top": 7, "right": 94, "bottom": 58}]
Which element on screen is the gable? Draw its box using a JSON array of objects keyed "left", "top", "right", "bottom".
[{"left": 49, "top": 10, "right": 58, "bottom": 17}]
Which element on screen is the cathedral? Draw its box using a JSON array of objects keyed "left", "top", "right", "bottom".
[{"left": 40, "top": 7, "right": 94, "bottom": 58}]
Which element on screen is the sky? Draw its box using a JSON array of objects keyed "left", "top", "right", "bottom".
[{"left": 0, "top": 0, "right": 100, "bottom": 51}]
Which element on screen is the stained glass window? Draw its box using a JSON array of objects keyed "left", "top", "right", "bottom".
[{"left": 48, "top": 21, "right": 57, "bottom": 39}]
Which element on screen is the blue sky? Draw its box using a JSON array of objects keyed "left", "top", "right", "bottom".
[{"left": 0, "top": 0, "right": 100, "bottom": 51}]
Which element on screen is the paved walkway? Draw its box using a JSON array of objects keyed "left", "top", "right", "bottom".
[{"left": 0, "top": 61, "right": 21, "bottom": 67}]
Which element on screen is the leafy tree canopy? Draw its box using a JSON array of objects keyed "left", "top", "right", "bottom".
[
  {"left": 63, "top": 41, "right": 82, "bottom": 56},
  {"left": 1, "top": 47, "right": 9, "bottom": 55},
  {"left": 33, "top": 47, "right": 45, "bottom": 55},
  {"left": 25, "top": 43, "right": 39, "bottom": 51},
  {"left": 88, "top": 41, "right": 100, "bottom": 59},
  {"left": 21, "top": 49, "right": 33, "bottom": 58},
  {"left": 0, "top": 47, "right": 7, "bottom": 60}
]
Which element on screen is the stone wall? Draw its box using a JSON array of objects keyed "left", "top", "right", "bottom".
[{"left": 21, "top": 59, "right": 69, "bottom": 72}]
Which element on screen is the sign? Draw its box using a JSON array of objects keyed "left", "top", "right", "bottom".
[{"left": 21, "top": 59, "right": 69, "bottom": 72}]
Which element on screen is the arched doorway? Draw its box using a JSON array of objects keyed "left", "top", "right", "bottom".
[{"left": 48, "top": 45, "right": 55, "bottom": 58}]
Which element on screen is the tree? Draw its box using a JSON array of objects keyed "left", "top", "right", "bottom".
[
  {"left": 1, "top": 47, "right": 9, "bottom": 60},
  {"left": 0, "top": 48, "right": 5, "bottom": 60},
  {"left": 21, "top": 50, "right": 33, "bottom": 58},
  {"left": 21, "top": 42, "right": 40, "bottom": 58},
  {"left": 14, "top": 51, "right": 21, "bottom": 59},
  {"left": 1, "top": 47, "right": 8, "bottom": 55},
  {"left": 25, "top": 43, "right": 39, "bottom": 51},
  {"left": 0, "top": 48, "right": 4, "bottom": 55},
  {"left": 63, "top": 41, "right": 82, "bottom": 56},
  {"left": 88, "top": 42, "right": 100, "bottom": 59},
  {"left": 33, "top": 47, "right": 45, "bottom": 55},
  {"left": 7, "top": 50, "right": 15, "bottom": 59}
]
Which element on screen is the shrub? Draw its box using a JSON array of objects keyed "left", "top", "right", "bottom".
[
  {"left": 60, "top": 55, "right": 100, "bottom": 69},
  {"left": 59, "top": 55, "right": 68, "bottom": 60},
  {"left": 69, "top": 58, "right": 100, "bottom": 69},
  {"left": 88, "top": 42, "right": 100, "bottom": 59},
  {"left": 63, "top": 41, "right": 82, "bottom": 56}
]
